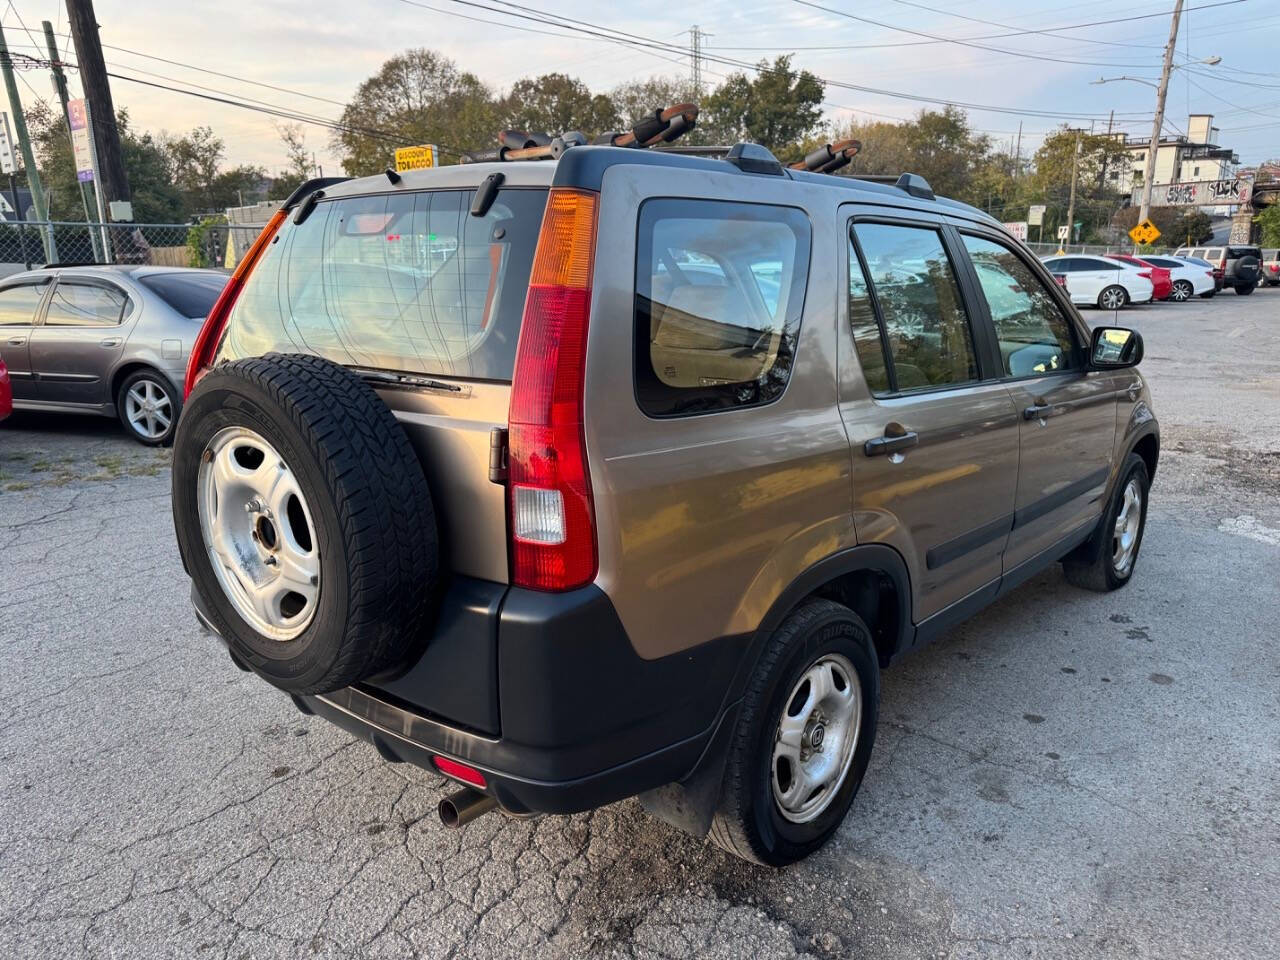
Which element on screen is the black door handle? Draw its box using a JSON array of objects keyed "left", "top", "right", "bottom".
[
  {"left": 1023, "top": 400, "right": 1062, "bottom": 420},
  {"left": 864, "top": 430, "right": 919, "bottom": 457}
]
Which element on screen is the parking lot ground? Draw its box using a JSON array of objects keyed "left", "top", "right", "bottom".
[{"left": 1, "top": 291, "right": 1278, "bottom": 960}]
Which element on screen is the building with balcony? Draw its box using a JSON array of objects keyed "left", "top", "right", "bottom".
[{"left": 1108, "top": 114, "right": 1239, "bottom": 199}]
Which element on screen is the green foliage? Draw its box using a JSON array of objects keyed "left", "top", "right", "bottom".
[
  {"left": 609, "top": 76, "right": 695, "bottom": 129},
  {"left": 185, "top": 215, "right": 226, "bottom": 268},
  {"left": 701, "top": 56, "right": 825, "bottom": 161},
  {"left": 1255, "top": 204, "right": 1280, "bottom": 246},
  {"left": 271, "top": 123, "right": 314, "bottom": 200},
  {"left": 499, "top": 73, "right": 619, "bottom": 137},
  {"left": 1113, "top": 206, "right": 1214, "bottom": 247}
]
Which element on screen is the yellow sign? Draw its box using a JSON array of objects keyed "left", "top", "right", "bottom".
[
  {"left": 394, "top": 144, "right": 437, "bottom": 172},
  {"left": 1129, "top": 219, "right": 1161, "bottom": 246}
]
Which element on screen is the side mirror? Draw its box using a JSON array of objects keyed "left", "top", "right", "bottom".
[{"left": 1090, "top": 326, "right": 1143, "bottom": 368}]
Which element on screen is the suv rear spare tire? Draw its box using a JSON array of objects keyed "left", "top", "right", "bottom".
[{"left": 172, "top": 354, "right": 440, "bottom": 694}]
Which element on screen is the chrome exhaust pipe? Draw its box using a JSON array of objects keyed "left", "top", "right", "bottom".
[{"left": 438, "top": 787, "right": 498, "bottom": 828}]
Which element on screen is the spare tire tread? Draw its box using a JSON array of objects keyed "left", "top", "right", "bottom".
[{"left": 175, "top": 353, "right": 439, "bottom": 693}]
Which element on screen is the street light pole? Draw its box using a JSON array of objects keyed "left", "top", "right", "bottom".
[
  {"left": 1139, "top": 0, "right": 1184, "bottom": 225},
  {"left": 1065, "top": 130, "right": 1081, "bottom": 252}
]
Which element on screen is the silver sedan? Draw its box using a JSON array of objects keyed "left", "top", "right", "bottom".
[{"left": 0, "top": 265, "right": 227, "bottom": 445}]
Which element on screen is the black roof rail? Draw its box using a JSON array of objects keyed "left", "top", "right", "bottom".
[
  {"left": 724, "top": 143, "right": 784, "bottom": 176},
  {"left": 895, "top": 172, "right": 935, "bottom": 200},
  {"left": 281, "top": 176, "right": 350, "bottom": 211}
]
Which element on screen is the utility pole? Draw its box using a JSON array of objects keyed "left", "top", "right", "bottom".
[
  {"left": 0, "top": 23, "right": 53, "bottom": 262},
  {"left": 1139, "top": 0, "right": 1184, "bottom": 225},
  {"left": 43, "top": 20, "right": 101, "bottom": 260},
  {"left": 1013, "top": 121, "right": 1022, "bottom": 180},
  {"left": 1065, "top": 129, "right": 1082, "bottom": 251},
  {"left": 65, "top": 0, "right": 132, "bottom": 229}
]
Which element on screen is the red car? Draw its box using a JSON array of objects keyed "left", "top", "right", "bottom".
[
  {"left": 1106, "top": 253, "right": 1173, "bottom": 301},
  {"left": 0, "top": 356, "right": 11, "bottom": 422}
]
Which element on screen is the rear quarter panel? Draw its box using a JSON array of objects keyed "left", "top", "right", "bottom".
[{"left": 585, "top": 165, "right": 853, "bottom": 660}]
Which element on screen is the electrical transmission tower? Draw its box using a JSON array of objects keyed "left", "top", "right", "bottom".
[{"left": 689, "top": 25, "right": 709, "bottom": 99}]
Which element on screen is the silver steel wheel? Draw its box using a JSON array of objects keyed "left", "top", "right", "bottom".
[
  {"left": 771, "top": 653, "right": 862, "bottom": 824},
  {"left": 1171, "top": 280, "right": 1192, "bottom": 302},
  {"left": 1100, "top": 286, "right": 1126, "bottom": 310},
  {"left": 1112, "top": 477, "right": 1143, "bottom": 576},
  {"left": 196, "top": 426, "right": 320, "bottom": 641},
  {"left": 124, "top": 378, "right": 173, "bottom": 439}
]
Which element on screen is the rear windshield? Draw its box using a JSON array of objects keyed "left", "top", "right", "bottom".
[
  {"left": 1228, "top": 246, "right": 1261, "bottom": 259},
  {"left": 139, "top": 271, "right": 228, "bottom": 319},
  {"left": 218, "top": 188, "right": 547, "bottom": 380}
]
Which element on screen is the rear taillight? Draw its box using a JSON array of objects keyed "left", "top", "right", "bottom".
[
  {"left": 1137, "top": 270, "right": 1152, "bottom": 279},
  {"left": 433, "top": 756, "right": 487, "bottom": 788},
  {"left": 183, "top": 209, "right": 287, "bottom": 398},
  {"left": 508, "top": 188, "right": 599, "bottom": 591}
]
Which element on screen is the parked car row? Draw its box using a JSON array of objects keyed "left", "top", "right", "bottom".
[
  {"left": 1040, "top": 246, "right": 1266, "bottom": 310},
  {"left": 0, "top": 265, "right": 229, "bottom": 445}
]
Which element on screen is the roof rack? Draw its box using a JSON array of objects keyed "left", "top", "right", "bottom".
[{"left": 462, "top": 103, "right": 699, "bottom": 164}]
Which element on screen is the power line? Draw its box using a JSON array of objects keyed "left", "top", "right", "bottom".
[{"left": 788, "top": 0, "right": 1247, "bottom": 70}]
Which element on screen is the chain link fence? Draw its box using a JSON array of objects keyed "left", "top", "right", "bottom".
[
  {"left": 1023, "top": 241, "right": 1177, "bottom": 258},
  {"left": 0, "top": 221, "right": 265, "bottom": 277}
]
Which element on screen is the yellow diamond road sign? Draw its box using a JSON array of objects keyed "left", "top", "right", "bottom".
[
  {"left": 1129, "top": 219, "right": 1161, "bottom": 246},
  {"left": 394, "top": 144, "right": 437, "bottom": 172}
]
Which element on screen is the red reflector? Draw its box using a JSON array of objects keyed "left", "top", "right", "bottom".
[{"left": 433, "top": 756, "right": 487, "bottom": 788}]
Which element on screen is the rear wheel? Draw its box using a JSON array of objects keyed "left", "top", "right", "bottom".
[
  {"left": 1098, "top": 285, "right": 1128, "bottom": 310},
  {"left": 116, "top": 370, "right": 179, "bottom": 446},
  {"left": 1235, "top": 282, "right": 1256, "bottom": 296},
  {"left": 1170, "top": 279, "right": 1193, "bottom": 302},
  {"left": 709, "top": 599, "right": 879, "bottom": 866}
]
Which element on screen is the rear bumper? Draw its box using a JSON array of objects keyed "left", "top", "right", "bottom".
[{"left": 193, "top": 578, "right": 744, "bottom": 815}]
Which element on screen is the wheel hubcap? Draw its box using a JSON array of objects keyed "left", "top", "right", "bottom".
[
  {"left": 1173, "top": 282, "right": 1190, "bottom": 301},
  {"left": 196, "top": 427, "right": 320, "bottom": 640},
  {"left": 771, "top": 653, "right": 862, "bottom": 824},
  {"left": 124, "top": 379, "right": 172, "bottom": 439},
  {"left": 1112, "top": 478, "right": 1142, "bottom": 576},
  {"left": 1102, "top": 289, "right": 1123, "bottom": 309}
]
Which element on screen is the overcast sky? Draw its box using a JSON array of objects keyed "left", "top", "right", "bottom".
[{"left": 5, "top": 0, "right": 1276, "bottom": 177}]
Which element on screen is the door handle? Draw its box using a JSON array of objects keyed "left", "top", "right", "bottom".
[
  {"left": 99, "top": 337, "right": 122, "bottom": 348},
  {"left": 1023, "top": 399, "right": 1062, "bottom": 421},
  {"left": 6, "top": 336, "right": 25, "bottom": 346},
  {"left": 864, "top": 428, "right": 919, "bottom": 457}
]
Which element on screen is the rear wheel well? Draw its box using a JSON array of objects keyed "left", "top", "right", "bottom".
[
  {"left": 1132, "top": 433, "right": 1159, "bottom": 483},
  {"left": 813, "top": 568, "right": 901, "bottom": 668},
  {"left": 110, "top": 363, "right": 175, "bottom": 404}
]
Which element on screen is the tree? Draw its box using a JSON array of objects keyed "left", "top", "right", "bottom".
[
  {"left": 499, "top": 73, "right": 619, "bottom": 137},
  {"left": 272, "top": 122, "right": 315, "bottom": 199},
  {"left": 334, "top": 49, "right": 496, "bottom": 174},
  {"left": 701, "top": 56, "right": 825, "bottom": 160},
  {"left": 166, "top": 126, "right": 225, "bottom": 214},
  {"left": 1255, "top": 204, "right": 1280, "bottom": 247},
  {"left": 1029, "top": 128, "right": 1129, "bottom": 242},
  {"left": 610, "top": 76, "right": 695, "bottom": 130},
  {"left": 903, "top": 108, "right": 992, "bottom": 203}
]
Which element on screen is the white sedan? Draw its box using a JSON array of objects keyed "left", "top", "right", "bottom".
[
  {"left": 1140, "top": 255, "right": 1217, "bottom": 301},
  {"left": 1040, "top": 254, "right": 1154, "bottom": 310}
]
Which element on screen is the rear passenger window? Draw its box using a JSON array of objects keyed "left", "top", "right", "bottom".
[
  {"left": 849, "top": 222, "right": 978, "bottom": 393},
  {"left": 962, "top": 235, "right": 1078, "bottom": 377},
  {"left": 635, "top": 199, "right": 811, "bottom": 417},
  {"left": 0, "top": 281, "right": 48, "bottom": 325},
  {"left": 44, "top": 281, "right": 129, "bottom": 326},
  {"left": 221, "top": 188, "right": 546, "bottom": 380}
]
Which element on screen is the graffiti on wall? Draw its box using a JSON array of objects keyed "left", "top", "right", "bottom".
[{"left": 1151, "top": 179, "right": 1252, "bottom": 207}]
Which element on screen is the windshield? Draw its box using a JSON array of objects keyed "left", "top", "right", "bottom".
[{"left": 139, "top": 271, "right": 228, "bottom": 319}]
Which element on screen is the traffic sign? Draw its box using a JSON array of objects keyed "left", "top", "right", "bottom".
[
  {"left": 1027, "top": 204, "right": 1046, "bottom": 226},
  {"left": 1129, "top": 219, "right": 1161, "bottom": 246},
  {"left": 1056, "top": 225, "right": 1069, "bottom": 240},
  {"left": 394, "top": 144, "right": 438, "bottom": 172}
]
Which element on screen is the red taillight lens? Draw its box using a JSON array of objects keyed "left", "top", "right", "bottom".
[
  {"left": 433, "top": 756, "right": 487, "bottom": 788},
  {"left": 508, "top": 188, "right": 599, "bottom": 591},
  {"left": 183, "top": 208, "right": 287, "bottom": 398},
  {"left": 1138, "top": 270, "right": 1151, "bottom": 278}
]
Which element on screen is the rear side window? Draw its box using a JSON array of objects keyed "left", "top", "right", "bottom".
[
  {"left": 220, "top": 188, "right": 546, "bottom": 380},
  {"left": 44, "top": 281, "right": 129, "bottom": 327},
  {"left": 635, "top": 199, "right": 811, "bottom": 417},
  {"left": 848, "top": 222, "right": 978, "bottom": 394},
  {"left": 139, "top": 272, "right": 227, "bottom": 319}
]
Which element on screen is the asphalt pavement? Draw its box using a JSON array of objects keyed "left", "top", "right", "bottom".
[{"left": 1, "top": 290, "right": 1277, "bottom": 960}]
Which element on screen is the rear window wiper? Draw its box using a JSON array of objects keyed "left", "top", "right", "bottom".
[{"left": 355, "top": 368, "right": 464, "bottom": 393}]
